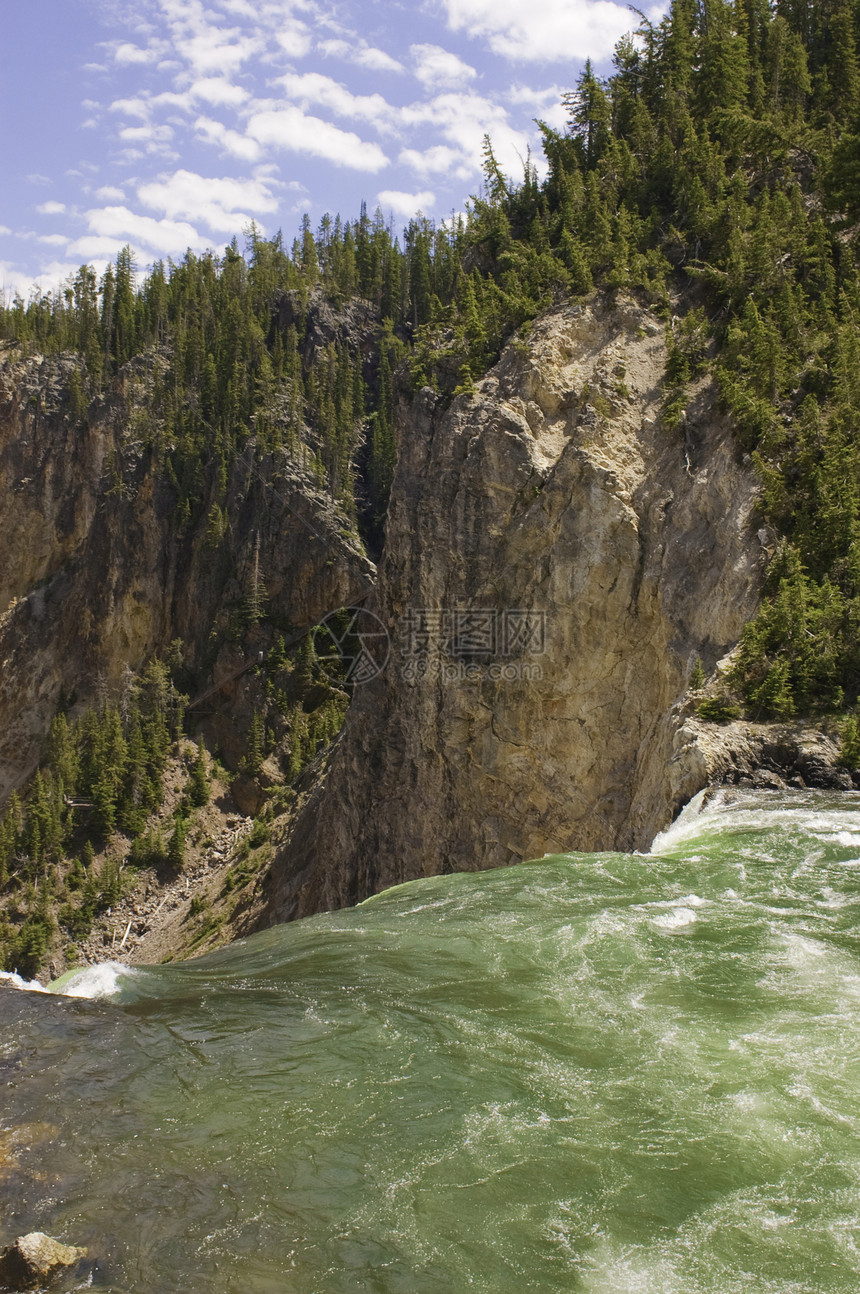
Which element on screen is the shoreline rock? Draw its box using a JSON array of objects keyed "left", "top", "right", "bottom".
[
  {"left": 668, "top": 716, "right": 856, "bottom": 814},
  {"left": 0, "top": 1233, "right": 85, "bottom": 1291}
]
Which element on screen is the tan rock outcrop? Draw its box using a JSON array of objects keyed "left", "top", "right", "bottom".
[
  {"left": 0, "top": 1232, "right": 84, "bottom": 1290},
  {"left": 261, "top": 296, "right": 765, "bottom": 921},
  {"left": 667, "top": 711, "right": 854, "bottom": 797}
]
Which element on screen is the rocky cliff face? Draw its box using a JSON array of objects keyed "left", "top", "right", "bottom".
[
  {"left": 261, "top": 295, "right": 765, "bottom": 922},
  {"left": 0, "top": 348, "right": 373, "bottom": 802}
]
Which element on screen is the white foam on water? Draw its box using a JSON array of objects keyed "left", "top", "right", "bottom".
[
  {"left": 0, "top": 970, "right": 48, "bottom": 993},
  {"left": 53, "top": 961, "right": 138, "bottom": 1000},
  {"left": 642, "top": 894, "right": 710, "bottom": 910},
  {"left": 828, "top": 831, "right": 860, "bottom": 847},
  {"left": 815, "top": 886, "right": 853, "bottom": 910},
  {"left": 651, "top": 789, "right": 860, "bottom": 862},
  {"left": 648, "top": 788, "right": 713, "bottom": 854},
  {"left": 651, "top": 907, "right": 698, "bottom": 930},
  {"left": 781, "top": 934, "right": 828, "bottom": 965},
  {"left": 674, "top": 893, "right": 709, "bottom": 907}
]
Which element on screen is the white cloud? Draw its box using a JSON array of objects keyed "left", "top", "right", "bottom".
[
  {"left": 194, "top": 116, "right": 262, "bottom": 161},
  {"left": 138, "top": 169, "right": 278, "bottom": 232},
  {"left": 411, "top": 43, "right": 476, "bottom": 89},
  {"left": 119, "top": 123, "right": 175, "bottom": 142},
  {"left": 537, "top": 100, "right": 568, "bottom": 131},
  {"left": 113, "top": 41, "right": 160, "bottom": 64},
  {"left": 399, "top": 144, "right": 473, "bottom": 181},
  {"left": 0, "top": 226, "right": 11, "bottom": 237},
  {"left": 117, "top": 124, "right": 177, "bottom": 158},
  {"left": 0, "top": 263, "right": 34, "bottom": 300},
  {"left": 39, "top": 234, "right": 70, "bottom": 246},
  {"left": 95, "top": 185, "right": 128, "bottom": 201},
  {"left": 80, "top": 205, "right": 206, "bottom": 255},
  {"left": 66, "top": 234, "right": 129, "bottom": 259},
  {"left": 38, "top": 260, "right": 85, "bottom": 286},
  {"left": 247, "top": 107, "right": 389, "bottom": 171},
  {"left": 110, "top": 97, "right": 151, "bottom": 119},
  {"left": 437, "top": 0, "right": 646, "bottom": 62},
  {"left": 36, "top": 201, "right": 67, "bottom": 215},
  {"left": 186, "top": 28, "right": 260, "bottom": 74},
  {"left": 218, "top": 0, "right": 259, "bottom": 15},
  {"left": 318, "top": 38, "right": 404, "bottom": 73},
  {"left": 278, "top": 73, "right": 394, "bottom": 127},
  {"left": 506, "top": 82, "right": 564, "bottom": 106},
  {"left": 505, "top": 83, "right": 568, "bottom": 129},
  {"left": 157, "top": 0, "right": 261, "bottom": 75},
  {"left": 0, "top": 260, "right": 81, "bottom": 298},
  {"left": 377, "top": 189, "right": 435, "bottom": 218},
  {"left": 401, "top": 91, "right": 532, "bottom": 178},
  {"left": 150, "top": 90, "right": 194, "bottom": 109},
  {"left": 275, "top": 21, "right": 312, "bottom": 59},
  {"left": 188, "top": 76, "right": 250, "bottom": 106}
]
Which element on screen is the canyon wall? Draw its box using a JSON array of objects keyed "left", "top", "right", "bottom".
[
  {"left": 0, "top": 347, "right": 373, "bottom": 801},
  {"left": 261, "top": 296, "right": 765, "bottom": 922}
]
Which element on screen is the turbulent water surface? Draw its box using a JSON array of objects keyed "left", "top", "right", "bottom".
[{"left": 3, "top": 788, "right": 860, "bottom": 1292}]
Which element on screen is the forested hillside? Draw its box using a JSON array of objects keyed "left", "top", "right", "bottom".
[
  {"left": 5, "top": 1, "right": 860, "bottom": 716},
  {"left": 3, "top": 0, "right": 860, "bottom": 970}
]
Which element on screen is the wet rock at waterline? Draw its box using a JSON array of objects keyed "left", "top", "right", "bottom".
[{"left": 0, "top": 1233, "right": 84, "bottom": 1291}]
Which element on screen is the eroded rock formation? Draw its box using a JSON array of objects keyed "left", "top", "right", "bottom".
[{"left": 262, "top": 296, "right": 765, "bottom": 921}]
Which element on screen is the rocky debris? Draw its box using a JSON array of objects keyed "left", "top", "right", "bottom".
[
  {"left": 74, "top": 814, "right": 253, "bottom": 968},
  {"left": 260, "top": 293, "right": 765, "bottom": 922},
  {"left": 0, "top": 1233, "right": 84, "bottom": 1290}
]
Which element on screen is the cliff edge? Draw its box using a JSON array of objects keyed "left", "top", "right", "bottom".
[{"left": 261, "top": 295, "right": 766, "bottom": 922}]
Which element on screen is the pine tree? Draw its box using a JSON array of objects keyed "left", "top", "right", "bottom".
[
  {"left": 167, "top": 818, "right": 187, "bottom": 870},
  {"left": 564, "top": 60, "right": 612, "bottom": 168},
  {"left": 189, "top": 739, "right": 211, "bottom": 808}
]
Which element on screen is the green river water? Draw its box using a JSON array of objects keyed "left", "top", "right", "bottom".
[{"left": 2, "top": 788, "right": 860, "bottom": 1292}]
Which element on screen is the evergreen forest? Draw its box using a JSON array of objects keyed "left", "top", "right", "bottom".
[{"left": 4, "top": 0, "right": 860, "bottom": 969}]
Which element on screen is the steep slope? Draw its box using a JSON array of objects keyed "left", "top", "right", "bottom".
[
  {"left": 0, "top": 346, "right": 374, "bottom": 803},
  {"left": 261, "top": 295, "right": 764, "bottom": 922}
]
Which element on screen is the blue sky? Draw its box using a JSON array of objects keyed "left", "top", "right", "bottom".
[{"left": 1, "top": 0, "right": 665, "bottom": 297}]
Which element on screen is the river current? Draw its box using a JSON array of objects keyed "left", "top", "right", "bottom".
[{"left": 2, "top": 787, "right": 860, "bottom": 1292}]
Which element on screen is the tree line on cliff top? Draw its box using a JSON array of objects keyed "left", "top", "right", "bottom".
[{"left": 4, "top": 0, "right": 860, "bottom": 721}]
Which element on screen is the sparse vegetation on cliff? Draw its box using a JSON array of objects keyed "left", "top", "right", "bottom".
[
  {"left": 3, "top": 3, "right": 860, "bottom": 960},
  {"left": 0, "top": 630, "right": 348, "bottom": 976}
]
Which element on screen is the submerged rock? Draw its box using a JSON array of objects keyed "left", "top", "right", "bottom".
[{"left": 0, "top": 1233, "right": 84, "bottom": 1290}]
